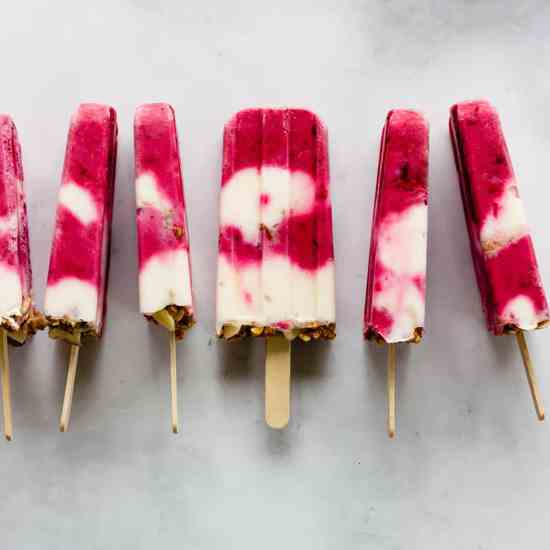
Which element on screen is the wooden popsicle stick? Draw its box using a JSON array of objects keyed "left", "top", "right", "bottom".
[
  {"left": 387, "top": 343, "right": 397, "bottom": 438},
  {"left": 0, "top": 329, "right": 13, "bottom": 441},
  {"left": 265, "top": 337, "right": 291, "bottom": 429},
  {"left": 169, "top": 330, "right": 179, "bottom": 434},
  {"left": 59, "top": 344, "right": 80, "bottom": 432},
  {"left": 515, "top": 330, "right": 545, "bottom": 421}
]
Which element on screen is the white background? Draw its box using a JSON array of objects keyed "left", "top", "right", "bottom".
[{"left": 1, "top": 1, "right": 550, "bottom": 549}]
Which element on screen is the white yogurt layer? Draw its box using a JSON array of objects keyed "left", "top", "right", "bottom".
[
  {"left": 217, "top": 256, "right": 335, "bottom": 336},
  {"left": 501, "top": 295, "right": 543, "bottom": 331},
  {"left": 219, "top": 168, "right": 261, "bottom": 243},
  {"left": 136, "top": 173, "right": 172, "bottom": 212},
  {"left": 378, "top": 203, "right": 427, "bottom": 275},
  {"left": 372, "top": 272, "right": 425, "bottom": 343},
  {"left": 139, "top": 249, "right": 192, "bottom": 314},
  {"left": 44, "top": 277, "right": 98, "bottom": 324},
  {"left": 0, "top": 262, "right": 23, "bottom": 319},
  {"left": 480, "top": 178, "right": 528, "bottom": 253},
  {"left": 59, "top": 182, "right": 98, "bottom": 224},
  {"left": 216, "top": 165, "right": 335, "bottom": 336},
  {"left": 372, "top": 203, "right": 427, "bottom": 343},
  {"left": 219, "top": 167, "right": 316, "bottom": 242}
]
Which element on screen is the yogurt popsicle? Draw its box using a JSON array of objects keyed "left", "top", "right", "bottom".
[
  {"left": 44, "top": 104, "right": 117, "bottom": 345},
  {"left": 364, "top": 109, "right": 429, "bottom": 344},
  {"left": 450, "top": 99, "right": 548, "bottom": 419},
  {"left": 0, "top": 115, "right": 45, "bottom": 345},
  {"left": 450, "top": 100, "right": 549, "bottom": 334},
  {"left": 217, "top": 108, "right": 336, "bottom": 342},
  {"left": 44, "top": 103, "right": 117, "bottom": 431},
  {"left": 134, "top": 103, "right": 195, "bottom": 338},
  {"left": 364, "top": 109, "right": 429, "bottom": 437},
  {"left": 0, "top": 115, "right": 46, "bottom": 440},
  {"left": 134, "top": 103, "right": 195, "bottom": 433},
  {"left": 216, "top": 108, "right": 336, "bottom": 428}
]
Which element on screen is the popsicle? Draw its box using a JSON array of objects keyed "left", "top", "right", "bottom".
[
  {"left": 450, "top": 99, "right": 549, "bottom": 420},
  {"left": 134, "top": 103, "right": 195, "bottom": 433},
  {"left": 0, "top": 115, "right": 46, "bottom": 440},
  {"left": 364, "top": 109, "right": 429, "bottom": 437},
  {"left": 217, "top": 108, "right": 336, "bottom": 428},
  {"left": 44, "top": 103, "right": 117, "bottom": 431}
]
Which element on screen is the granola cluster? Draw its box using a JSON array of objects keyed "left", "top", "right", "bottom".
[
  {"left": 146, "top": 305, "right": 195, "bottom": 340},
  {"left": 502, "top": 320, "right": 549, "bottom": 335},
  {"left": 47, "top": 317, "right": 98, "bottom": 346},
  {"left": 220, "top": 322, "right": 336, "bottom": 342},
  {"left": 1, "top": 300, "right": 47, "bottom": 346}
]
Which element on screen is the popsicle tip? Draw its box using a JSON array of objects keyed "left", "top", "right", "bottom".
[
  {"left": 225, "top": 107, "right": 326, "bottom": 131},
  {"left": 172, "top": 423, "right": 179, "bottom": 434},
  {"left": 537, "top": 411, "right": 545, "bottom": 422},
  {"left": 5, "top": 433, "right": 12, "bottom": 442},
  {"left": 0, "top": 113, "right": 16, "bottom": 128},
  {"left": 59, "top": 423, "right": 66, "bottom": 433},
  {"left": 135, "top": 102, "right": 175, "bottom": 124},
  {"left": 388, "top": 429, "right": 396, "bottom": 439}
]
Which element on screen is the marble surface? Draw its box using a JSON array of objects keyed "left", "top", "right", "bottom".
[{"left": 2, "top": 1, "right": 550, "bottom": 548}]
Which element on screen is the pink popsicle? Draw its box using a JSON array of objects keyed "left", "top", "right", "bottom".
[
  {"left": 363, "top": 109, "right": 429, "bottom": 438},
  {"left": 450, "top": 99, "right": 548, "bottom": 421},
  {"left": 0, "top": 115, "right": 45, "bottom": 345},
  {"left": 450, "top": 99, "right": 549, "bottom": 334},
  {"left": 364, "top": 109, "right": 429, "bottom": 344},
  {"left": 216, "top": 108, "right": 336, "bottom": 429},
  {"left": 44, "top": 104, "right": 118, "bottom": 346},
  {"left": 134, "top": 103, "right": 195, "bottom": 340},
  {"left": 216, "top": 108, "right": 336, "bottom": 342}
]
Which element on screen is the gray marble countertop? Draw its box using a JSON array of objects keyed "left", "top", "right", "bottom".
[{"left": 2, "top": 2, "right": 550, "bottom": 549}]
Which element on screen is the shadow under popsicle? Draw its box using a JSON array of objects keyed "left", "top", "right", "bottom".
[
  {"left": 217, "top": 336, "right": 257, "bottom": 381},
  {"left": 290, "top": 338, "right": 331, "bottom": 380},
  {"left": 6, "top": 336, "right": 51, "bottom": 439}
]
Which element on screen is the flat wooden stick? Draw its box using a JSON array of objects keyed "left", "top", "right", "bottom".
[
  {"left": 387, "top": 343, "right": 397, "bottom": 438},
  {"left": 265, "top": 337, "right": 291, "bottom": 429},
  {"left": 515, "top": 330, "right": 545, "bottom": 421},
  {"left": 0, "top": 329, "right": 13, "bottom": 441},
  {"left": 59, "top": 344, "right": 80, "bottom": 432},
  {"left": 170, "top": 330, "right": 179, "bottom": 434}
]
